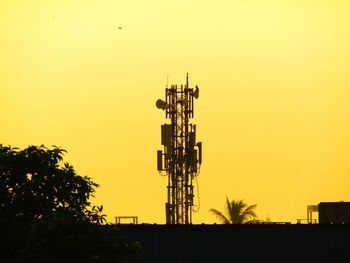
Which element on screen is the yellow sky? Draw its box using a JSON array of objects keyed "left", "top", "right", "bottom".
[{"left": 1, "top": 0, "right": 350, "bottom": 223}]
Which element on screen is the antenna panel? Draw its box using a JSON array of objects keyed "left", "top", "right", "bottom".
[
  {"left": 157, "top": 150, "right": 163, "bottom": 171},
  {"left": 161, "top": 124, "right": 172, "bottom": 146}
]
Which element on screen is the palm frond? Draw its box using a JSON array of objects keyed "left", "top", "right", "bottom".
[
  {"left": 209, "top": 209, "right": 230, "bottom": 224},
  {"left": 212, "top": 197, "right": 258, "bottom": 224},
  {"left": 225, "top": 197, "right": 234, "bottom": 223},
  {"left": 241, "top": 204, "right": 257, "bottom": 223},
  {"left": 244, "top": 204, "right": 257, "bottom": 216}
]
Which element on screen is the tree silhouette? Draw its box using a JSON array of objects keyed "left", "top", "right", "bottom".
[
  {"left": 0, "top": 144, "right": 102, "bottom": 223},
  {"left": 0, "top": 144, "right": 142, "bottom": 262},
  {"left": 210, "top": 197, "right": 257, "bottom": 224}
]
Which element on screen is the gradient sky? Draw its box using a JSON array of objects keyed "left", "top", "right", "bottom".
[{"left": 1, "top": 0, "right": 350, "bottom": 223}]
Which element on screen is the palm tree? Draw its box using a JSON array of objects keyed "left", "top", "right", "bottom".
[{"left": 210, "top": 197, "right": 257, "bottom": 224}]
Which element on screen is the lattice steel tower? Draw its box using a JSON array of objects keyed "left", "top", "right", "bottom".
[{"left": 156, "top": 74, "right": 202, "bottom": 224}]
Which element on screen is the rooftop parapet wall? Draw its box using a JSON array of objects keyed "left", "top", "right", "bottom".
[{"left": 118, "top": 224, "right": 350, "bottom": 263}]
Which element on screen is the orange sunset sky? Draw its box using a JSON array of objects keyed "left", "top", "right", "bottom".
[{"left": 1, "top": 0, "right": 350, "bottom": 223}]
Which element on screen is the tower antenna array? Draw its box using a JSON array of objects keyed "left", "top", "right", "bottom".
[{"left": 156, "top": 73, "right": 202, "bottom": 224}]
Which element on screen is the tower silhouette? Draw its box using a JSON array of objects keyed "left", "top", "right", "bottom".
[{"left": 156, "top": 74, "right": 202, "bottom": 224}]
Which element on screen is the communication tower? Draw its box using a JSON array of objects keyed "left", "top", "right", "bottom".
[{"left": 156, "top": 73, "right": 202, "bottom": 224}]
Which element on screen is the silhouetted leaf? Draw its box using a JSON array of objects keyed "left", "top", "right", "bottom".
[{"left": 210, "top": 197, "right": 258, "bottom": 224}]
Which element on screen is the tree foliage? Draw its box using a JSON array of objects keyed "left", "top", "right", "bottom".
[
  {"left": 0, "top": 144, "right": 142, "bottom": 262},
  {"left": 0, "top": 144, "right": 101, "bottom": 224},
  {"left": 210, "top": 197, "right": 257, "bottom": 224}
]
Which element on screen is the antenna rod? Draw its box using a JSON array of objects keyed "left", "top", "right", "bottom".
[{"left": 186, "top": 72, "right": 189, "bottom": 88}]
